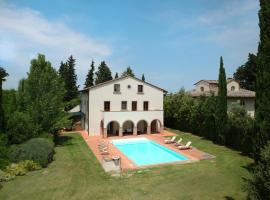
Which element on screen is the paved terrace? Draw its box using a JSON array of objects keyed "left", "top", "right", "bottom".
[{"left": 79, "top": 130, "right": 214, "bottom": 171}]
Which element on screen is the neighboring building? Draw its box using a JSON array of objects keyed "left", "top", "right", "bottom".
[
  {"left": 80, "top": 75, "right": 166, "bottom": 138},
  {"left": 188, "top": 78, "right": 256, "bottom": 117}
]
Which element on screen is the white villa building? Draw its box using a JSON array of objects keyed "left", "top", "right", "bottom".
[
  {"left": 188, "top": 78, "right": 256, "bottom": 117},
  {"left": 80, "top": 75, "right": 166, "bottom": 138}
]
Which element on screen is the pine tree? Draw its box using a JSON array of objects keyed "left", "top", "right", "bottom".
[
  {"left": 115, "top": 72, "right": 119, "bottom": 79},
  {"left": 121, "top": 66, "right": 135, "bottom": 77},
  {"left": 95, "top": 61, "right": 112, "bottom": 84},
  {"left": 0, "top": 67, "right": 9, "bottom": 132},
  {"left": 85, "top": 60, "right": 95, "bottom": 87},
  {"left": 254, "top": 0, "right": 270, "bottom": 160},
  {"left": 234, "top": 53, "right": 257, "bottom": 91},
  {"left": 58, "top": 55, "right": 79, "bottom": 101},
  {"left": 142, "top": 74, "right": 145, "bottom": 81},
  {"left": 215, "top": 56, "right": 227, "bottom": 144}
]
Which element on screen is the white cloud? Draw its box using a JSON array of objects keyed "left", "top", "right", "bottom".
[
  {"left": 198, "top": 0, "right": 258, "bottom": 25},
  {"left": 0, "top": 2, "right": 112, "bottom": 89}
]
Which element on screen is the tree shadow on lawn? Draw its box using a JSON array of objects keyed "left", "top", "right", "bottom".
[
  {"left": 55, "top": 135, "right": 73, "bottom": 146},
  {"left": 224, "top": 196, "right": 235, "bottom": 200}
]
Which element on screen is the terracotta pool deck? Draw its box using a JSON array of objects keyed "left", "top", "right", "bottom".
[{"left": 79, "top": 130, "right": 214, "bottom": 171}]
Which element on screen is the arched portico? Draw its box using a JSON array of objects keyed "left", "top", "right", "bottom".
[
  {"left": 106, "top": 121, "right": 120, "bottom": 137},
  {"left": 137, "top": 120, "right": 148, "bottom": 134},
  {"left": 122, "top": 120, "right": 134, "bottom": 136},
  {"left": 150, "top": 119, "right": 163, "bottom": 134}
]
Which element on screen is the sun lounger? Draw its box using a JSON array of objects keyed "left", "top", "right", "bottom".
[
  {"left": 174, "top": 138, "right": 183, "bottom": 146},
  {"left": 164, "top": 136, "right": 176, "bottom": 144},
  {"left": 178, "top": 141, "right": 192, "bottom": 150}
]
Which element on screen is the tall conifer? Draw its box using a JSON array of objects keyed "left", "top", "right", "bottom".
[
  {"left": 85, "top": 60, "right": 95, "bottom": 87},
  {"left": 216, "top": 56, "right": 227, "bottom": 144}
]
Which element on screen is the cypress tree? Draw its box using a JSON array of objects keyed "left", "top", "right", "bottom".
[
  {"left": 115, "top": 72, "right": 119, "bottom": 79},
  {"left": 121, "top": 66, "right": 135, "bottom": 77},
  {"left": 142, "top": 74, "right": 145, "bottom": 81},
  {"left": 85, "top": 60, "right": 95, "bottom": 87},
  {"left": 216, "top": 56, "right": 227, "bottom": 144},
  {"left": 0, "top": 67, "right": 9, "bottom": 132},
  {"left": 58, "top": 55, "right": 79, "bottom": 101},
  {"left": 95, "top": 61, "right": 112, "bottom": 84},
  {"left": 254, "top": 0, "right": 270, "bottom": 159}
]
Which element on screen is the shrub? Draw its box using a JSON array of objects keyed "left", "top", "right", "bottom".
[
  {"left": 0, "top": 160, "right": 41, "bottom": 182},
  {"left": 7, "top": 111, "right": 39, "bottom": 144},
  {"left": 19, "top": 160, "right": 41, "bottom": 171},
  {"left": 247, "top": 142, "right": 270, "bottom": 200},
  {"left": 5, "top": 163, "right": 27, "bottom": 176},
  {"left": 227, "top": 105, "right": 254, "bottom": 153},
  {"left": 0, "top": 134, "right": 9, "bottom": 169},
  {"left": 0, "top": 169, "right": 15, "bottom": 182},
  {"left": 8, "top": 138, "right": 54, "bottom": 167}
]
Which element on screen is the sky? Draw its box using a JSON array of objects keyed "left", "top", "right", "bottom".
[{"left": 0, "top": 0, "right": 259, "bottom": 92}]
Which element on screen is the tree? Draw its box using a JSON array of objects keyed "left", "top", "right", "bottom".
[
  {"left": 0, "top": 67, "right": 9, "bottom": 132},
  {"left": 115, "top": 72, "right": 119, "bottom": 79},
  {"left": 247, "top": 142, "right": 270, "bottom": 200},
  {"left": 17, "top": 79, "right": 27, "bottom": 112},
  {"left": 25, "top": 54, "right": 70, "bottom": 134},
  {"left": 121, "top": 66, "right": 135, "bottom": 77},
  {"left": 142, "top": 74, "right": 145, "bottom": 81},
  {"left": 254, "top": 0, "right": 270, "bottom": 160},
  {"left": 215, "top": 56, "right": 227, "bottom": 144},
  {"left": 95, "top": 61, "right": 112, "bottom": 84},
  {"left": 234, "top": 53, "right": 257, "bottom": 91},
  {"left": 58, "top": 56, "right": 79, "bottom": 101},
  {"left": 84, "top": 60, "right": 95, "bottom": 88}
]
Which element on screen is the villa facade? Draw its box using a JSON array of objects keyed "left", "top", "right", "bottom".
[
  {"left": 80, "top": 75, "right": 166, "bottom": 138},
  {"left": 188, "top": 78, "right": 256, "bottom": 117}
]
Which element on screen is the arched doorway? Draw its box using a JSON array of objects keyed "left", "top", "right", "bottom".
[
  {"left": 151, "top": 119, "right": 162, "bottom": 133},
  {"left": 137, "top": 120, "right": 147, "bottom": 134},
  {"left": 122, "top": 120, "right": 134, "bottom": 136},
  {"left": 107, "top": 121, "right": 120, "bottom": 137}
]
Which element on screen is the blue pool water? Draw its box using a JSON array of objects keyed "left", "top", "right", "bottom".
[{"left": 112, "top": 138, "right": 188, "bottom": 166}]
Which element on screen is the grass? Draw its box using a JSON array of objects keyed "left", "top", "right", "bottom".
[{"left": 0, "top": 129, "right": 253, "bottom": 200}]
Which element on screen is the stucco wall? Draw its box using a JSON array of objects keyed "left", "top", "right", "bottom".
[
  {"left": 227, "top": 81, "right": 240, "bottom": 91},
  {"left": 195, "top": 82, "right": 210, "bottom": 92},
  {"left": 87, "top": 77, "right": 164, "bottom": 135}
]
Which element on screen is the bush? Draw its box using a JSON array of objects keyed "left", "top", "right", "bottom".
[
  {"left": 247, "top": 142, "right": 270, "bottom": 200},
  {"left": 7, "top": 111, "right": 39, "bottom": 144},
  {"left": 8, "top": 138, "right": 54, "bottom": 167},
  {"left": 0, "top": 134, "right": 9, "bottom": 169},
  {"left": 227, "top": 104, "right": 254, "bottom": 153},
  {"left": 0, "top": 160, "right": 41, "bottom": 182}
]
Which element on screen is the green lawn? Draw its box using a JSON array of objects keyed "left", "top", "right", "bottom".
[{"left": 0, "top": 129, "right": 253, "bottom": 200}]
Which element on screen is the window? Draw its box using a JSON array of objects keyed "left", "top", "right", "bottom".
[
  {"left": 143, "top": 101, "right": 149, "bottom": 111},
  {"left": 138, "top": 85, "right": 143, "bottom": 93},
  {"left": 132, "top": 101, "right": 137, "bottom": 111},
  {"left": 240, "top": 99, "right": 245, "bottom": 106},
  {"left": 231, "top": 86, "right": 235, "bottom": 91},
  {"left": 200, "top": 87, "right": 204, "bottom": 92},
  {"left": 121, "top": 101, "right": 127, "bottom": 110},
  {"left": 114, "top": 84, "right": 120, "bottom": 93},
  {"left": 104, "top": 101, "right": 110, "bottom": 111}
]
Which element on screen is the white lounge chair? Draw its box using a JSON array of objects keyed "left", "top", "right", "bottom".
[
  {"left": 174, "top": 138, "right": 183, "bottom": 146},
  {"left": 178, "top": 141, "right": 192, "bottom": 150},
  {"left": 164, "top": 136, "right": 176, "bottom": 144}
]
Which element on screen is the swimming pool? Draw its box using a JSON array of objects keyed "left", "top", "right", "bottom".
[{"left": 112, "top": 138, "right": 188, "bottom": 166}]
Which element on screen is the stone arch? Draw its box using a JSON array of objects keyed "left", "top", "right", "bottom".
[
  {"left": 150, "top": 119, "right": 162, "bottom": 133},
  {"left": 106, "top": 121, "right": 120, "bottom": 137},
  {"left": 122, "top": 120, "right": 134, "bottom": 136},
  {"left": 137, "top": 120, "right": 148, "bottom": 134}
]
